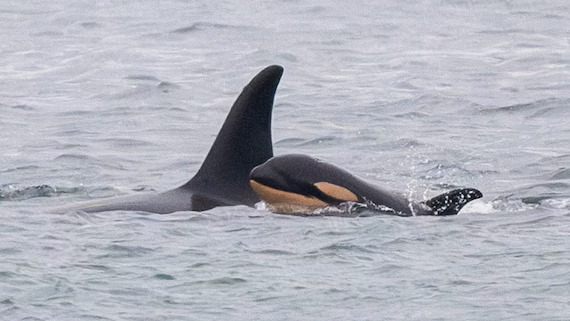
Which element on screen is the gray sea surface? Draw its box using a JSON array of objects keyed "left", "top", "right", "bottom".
[{"left": 1, "top": 0, "right": 569, "bottom": 320}]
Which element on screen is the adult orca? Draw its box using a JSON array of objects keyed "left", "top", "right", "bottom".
[
  {"left": 58, "top": 65, "right": 284, "bottom": 214},
  {"left": 249, "top": 154, "right": 482, "bottom": 216}
]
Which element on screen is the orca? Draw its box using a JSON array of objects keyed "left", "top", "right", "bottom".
[
  {"left": 249, "top": 154, "right": 482, "bottom": 216},
  {"left": 58, "top": 65, "right": 284, "bottom": 214}
]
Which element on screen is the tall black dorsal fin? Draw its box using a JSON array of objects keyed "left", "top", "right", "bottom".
[
  {"left": 183, "top": 65, "right": 284, "bottom": 205},
  {"left": 422, "top": 188, "right": 483, "bottom": 216}
]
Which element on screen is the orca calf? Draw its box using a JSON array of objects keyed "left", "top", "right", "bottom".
[
  {"left": 249, "top": 154, "right": 482, "bottom": 216},
  {"left": 59, "top": 65, "right": 284, "bottom": 214}
]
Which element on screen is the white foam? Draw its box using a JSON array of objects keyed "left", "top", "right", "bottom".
[
  {"left": 541, "top": 198, "right": 570, "bottom": 209},
  {"left": 459, "top": 199, "right": 495, "bottom": 214},
  {"left": 254, "top": 201, "right": 268, "bottom": 211}
]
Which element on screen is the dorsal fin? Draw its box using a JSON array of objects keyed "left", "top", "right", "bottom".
[
  {"left": 423, "top": 188, "right": 483, "bottom": 216},
  {"left": 182, "top": 65, "right": 284, "bottom": 206}
]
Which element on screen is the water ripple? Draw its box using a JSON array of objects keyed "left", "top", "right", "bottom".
[
  {"left": 170, "top": 22, "right": 240, "bottom": 34},
  {"left": 2, "top": 1, "right": 569, "bottom": 320}
]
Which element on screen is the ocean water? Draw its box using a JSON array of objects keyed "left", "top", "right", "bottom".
[{"left": 1, "top": 0, "right": 569, "bottom": 320}]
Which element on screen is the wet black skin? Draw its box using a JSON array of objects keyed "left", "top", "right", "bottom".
[
  {"left": 57, "top": 65, "right": 284, "bottom": 214},
  {"left": 250, "top": 154, "right": 483, "bottom": 216}
]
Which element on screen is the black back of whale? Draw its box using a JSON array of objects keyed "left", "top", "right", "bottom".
[
  {"left": 62, "top": 65, "right": 284, "bottom": 214},
  {"left": 250, "top": 154, "right": 482, "bottom": 216}
]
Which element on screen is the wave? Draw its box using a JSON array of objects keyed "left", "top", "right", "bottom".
[
  {"left": 170, "top": 22, "right": 251, "bottom": 34},
  {"left": 478, "top": 98, "right": 570, "bottom": 119},
  {"left": 0, "top": 185, "right": 80, "bottom": 201}
]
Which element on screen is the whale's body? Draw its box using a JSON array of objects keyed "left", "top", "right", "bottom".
[
  {"left": 59, "top": 65, "right": 284, "bottom": 214},
  {"left": 249, "top": 154, "right": 482, "bottom": 216}
]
